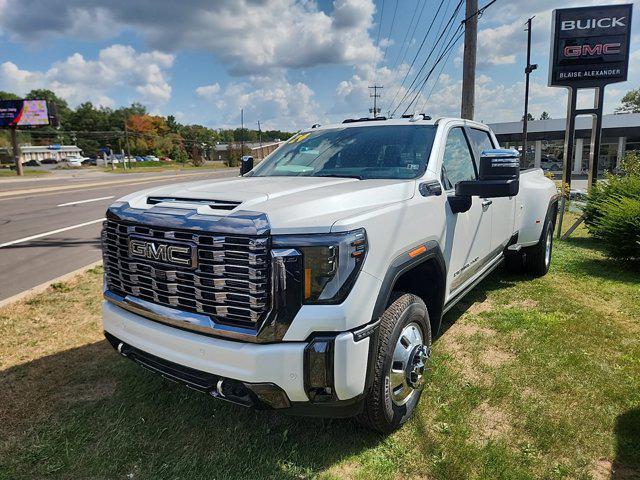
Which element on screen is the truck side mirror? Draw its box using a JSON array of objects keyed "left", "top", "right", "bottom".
[
  {"left": 454, "top": 149, "right": 520, "bottom": 200},
  {"left": 240, "top": 156, "right": 254, "bottom": 176},
  {"left": 478, "top": 149, "right": 520, "bottom": 181},
  {"left": 448, "top": 149, "right": 521, "bottom": 213}
]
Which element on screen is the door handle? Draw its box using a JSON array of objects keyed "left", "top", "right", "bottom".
[{"left": 482, "top": 199, "right": 493, "bottom": 209}]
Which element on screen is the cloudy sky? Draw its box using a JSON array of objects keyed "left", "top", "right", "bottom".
[{"left": 0, "top": 0, "right": 638, "bottom": 130}]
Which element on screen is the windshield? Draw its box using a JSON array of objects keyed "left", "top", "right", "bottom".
[{"left": 251, "top": 125, "right": 437, "bottom": 180}]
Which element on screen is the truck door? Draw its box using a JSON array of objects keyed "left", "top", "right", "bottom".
[
  {"left": 440, "top": 126, "right": 492, "bottom": 297},
  {"left": 466, "top": 127, "right": 515, "bottom": 253}
]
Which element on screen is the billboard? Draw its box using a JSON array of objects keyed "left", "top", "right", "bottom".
[
  {"left": 549, "top": 4, "right": 633, "bottom": 88},
  {"left": 0, "top": 99, "right": 58, "bottom": 128}
]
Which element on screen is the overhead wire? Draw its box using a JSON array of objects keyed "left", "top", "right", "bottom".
[
  {"left": 386, "top": 0, "right": 449, "bottom": 114},
  {"left": 370, "top": 0, "right": 386, "bottom": 82},
  {"left": 404, "top": 0, "right": 497, "bottom": 113},
  {"left": 390, "top": 0, "right": 463, "bottom": 116}
]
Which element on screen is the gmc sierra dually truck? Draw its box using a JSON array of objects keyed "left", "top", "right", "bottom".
[{"left": 101, "top": 115, "right": 558, "bottom": 432}]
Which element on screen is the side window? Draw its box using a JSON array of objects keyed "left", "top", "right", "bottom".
[
  {"left": 467, "top": 128, "right": 495, "bottom": 158},
  {"left": 441, "top": 127, "right": 476, "bottom": 190}
]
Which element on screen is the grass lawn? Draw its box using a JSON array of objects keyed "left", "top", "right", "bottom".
[
  {"left": 0, "top": 227, "right": 638, "bottom": 479},
  {"left": 0, "top": 168, "right": 50, "bottom": 178},
  {"left": 103, "top": 161, "right": 229, "bottom": 173}
]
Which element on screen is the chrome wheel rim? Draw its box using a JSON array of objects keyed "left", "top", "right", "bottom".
[
  {"left": 388, "top": 322, "right": 428, "bottom": 406},
  {"left": 544, "top": 228, "right": 552, "bottom": 268}
]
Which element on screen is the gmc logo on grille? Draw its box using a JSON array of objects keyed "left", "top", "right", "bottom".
[{"left": 128, "top": 237, "right": 196, "bottom": 268}]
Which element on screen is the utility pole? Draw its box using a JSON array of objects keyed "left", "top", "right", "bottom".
[
  {"left": 124, "top": 117, "right": 132, "bottom": 169},
  {"left": 257, "top": 121, "right": 263, "bottom": 159},
  {"left": 461, "top": 0, "right": 478, "bottom": 120},
  {"left": 368, "top": 85, "right": 383, "bottom": 117},
  {"left": 240, "top": 108, "right": 244, "bottom": 157},
  {"left": 10, "top": 127, "right": 23, "bottom": 176},
  {"left": 522, "top": 16, "right": 537, "bottom": 164}
]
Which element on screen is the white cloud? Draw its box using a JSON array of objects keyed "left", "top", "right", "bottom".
[
  {"left": 196, "top": 74, "right": 321, "bottom": 131},
  {"left": 0, "top": 45, "right": 174, "bottom": 108},
  {"left": 195, "top": 84, "right": 221, "bottom": 101},
  {"left": 0, "top": 0, "right": 379, "bottom": 76}
]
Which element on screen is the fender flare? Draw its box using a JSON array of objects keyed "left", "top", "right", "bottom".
[{"left": 370, "top": 240, "right": 447, "bottom": 336}]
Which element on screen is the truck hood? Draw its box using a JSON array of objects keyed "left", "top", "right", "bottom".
[{"left": 121, "top": 176, "right": 416, "bottom": 234}]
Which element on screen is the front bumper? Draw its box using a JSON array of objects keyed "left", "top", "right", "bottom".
[{"left": 103, "top": 301, "right": 375, "bottom": 416}]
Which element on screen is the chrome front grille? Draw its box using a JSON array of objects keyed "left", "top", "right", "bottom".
[{"left": 102, "top": 219, "right": 271, "bottom": 328}]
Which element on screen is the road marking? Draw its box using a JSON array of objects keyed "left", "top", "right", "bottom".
[
  {"left": 57, "top": 196, "right": 114, "bottom": 207},
  {"left": 0, "top": 218, "right": 105, "bottom": 248},
  {"left": 0, "top": 170, "right": 232, "bottom": 199}
]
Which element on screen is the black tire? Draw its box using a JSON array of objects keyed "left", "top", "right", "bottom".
[
  {"left": 524, "top": 216, "right": 554, "bottom": 277},
  {"left": 504, "top": 251, "right": 524, "bottom": 274},
  {"left": 357, "top": 293, "right": 431, "bottom": 433}
]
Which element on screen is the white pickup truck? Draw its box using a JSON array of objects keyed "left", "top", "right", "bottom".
[{"left": 101, "top": 115, "right": 558, "bottom": 432}]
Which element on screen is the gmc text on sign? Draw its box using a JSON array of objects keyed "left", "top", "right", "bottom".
[{"left": 549, "top": 4, "right": 633, "bottom": 88}]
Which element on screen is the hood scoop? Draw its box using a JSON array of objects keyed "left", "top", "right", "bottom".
[{"left": 146, "top": 196, "right": 241, "bottom": 211}]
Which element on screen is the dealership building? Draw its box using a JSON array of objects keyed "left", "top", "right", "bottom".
[{"left": 488, "top": 113, "right": 640, "bottom": 173}]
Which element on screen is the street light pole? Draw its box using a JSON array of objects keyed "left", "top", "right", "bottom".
[{"left": 522, "top": 16, "right": 537, "bottom": 164}]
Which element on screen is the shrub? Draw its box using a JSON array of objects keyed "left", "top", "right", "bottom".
[{"left": 584, "top": 151, "right": 640, "bottom": 260}]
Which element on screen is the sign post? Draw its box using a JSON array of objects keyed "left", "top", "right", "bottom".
[
  {"left": 0, "top": 99, "right": 59, "bottom": 176},
  {"left": 548, "top": 4, "right": 633, "bottom": 237},
  {"left": 10, "top": 127, "right": 22, "bottom": 176}
]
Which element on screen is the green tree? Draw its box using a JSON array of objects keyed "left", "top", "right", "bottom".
[
  {"left": 0, "top": 91, "right": 20, "bottom": 101},
  {"left": 539, "top": 111, "right": 551, "bottom": 120},
  {"left": 616, "top": 88, "right": 640, "bottom": 113},
  {"left": 522, "top": 113, "right": 535, "bottom": 122}
]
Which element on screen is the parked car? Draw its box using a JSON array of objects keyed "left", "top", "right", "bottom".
[
  {"left": 82, "top": 158, "right": 97, "bottom": 166},
  {"left": 65, "top": 155, "right": 88, "bottom": 167},
  {"left": 101, "top": 115, "right": 558, "bottom": 432},
  {"left": 41, "top": 158, "right": 58, "bottom": 164},
  {"left": 159, "top": 156, "right": 172, "bottom": 162},
  {"left": 134, "top": 156, "right": 146, "bottom": 163},
  {"left": 23, "top": 160, "right": 41, "bottom": 167},
  {"left": 144, "top": 155, "right": 160, "bottom": 162}
]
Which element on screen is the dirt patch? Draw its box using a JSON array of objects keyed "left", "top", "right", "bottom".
[
  {"left": 325, "top": 461, "right": 359, "bottom": 479},
  {"left": 467, "top": 299, "right": 494, "bottom": 315},
  {"left": 590, "top": 459, "right": 612, "bottom": 480},
  {"left": 472, "top": 401, "right": 512, "bottom": 444},
  {"left": 480, "top": 346, "right": 515, "bottom": 368},
  {"left": 438, "top": 322, "right": 498, "bottom": 383},
  {"left": 505, "top": 299, "right": 539, "bottom": 309},
  {"left": 453, "top": 322, "right": 495, "bottom": 338}
]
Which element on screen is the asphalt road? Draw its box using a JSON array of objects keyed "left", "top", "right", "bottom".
[{"left": 0, "top": 168, "right": 238, "bottom": 302}]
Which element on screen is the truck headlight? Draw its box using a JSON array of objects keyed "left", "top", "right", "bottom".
[{"left": 273, "top": 228, "right": 367, "bottom": 304}]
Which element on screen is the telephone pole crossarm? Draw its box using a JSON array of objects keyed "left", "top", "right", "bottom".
[{"left": 368, "top": 85, "right": 383, "bottom": 117}]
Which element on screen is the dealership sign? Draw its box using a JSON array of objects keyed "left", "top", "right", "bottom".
[
  {"left": 0, "top": 99, "right": 59, "bottom": 128},
  {"left": 549, "top": 4, "right": 633, "bottom": 87}
]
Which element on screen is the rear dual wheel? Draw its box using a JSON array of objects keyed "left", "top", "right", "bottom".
[{"left": 505, "top": 212, "right": 555, "bottom": 277}]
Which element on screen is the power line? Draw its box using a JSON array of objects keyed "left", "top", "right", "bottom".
[
  {"left": 390, "top": 0, "right": 463, "bottom": 116},
  {"left": 402, "top": 26, "right": 465, "bottom": 115},
  {"left": 385, "top": 0, "right": 428, "bottom": 113},
  {"left": 388, "top": 0, "right": 424, "bottom": 75},
  {"left": 386, "top": 0, "right": 449, "bottom": 113},
  {"left": 370, "top": 0, "right": 386, "bottom": 80},
  {"left": 418, "top": 33, "right": 459, "bottom": 112},
  {"left": 380, "top": 0, "right": 399, "bottom": 67},
  {"left": 391, "top": 0, "right": 500, "bottom": 117}
]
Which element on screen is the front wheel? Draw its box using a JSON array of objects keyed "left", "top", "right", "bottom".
[{"left": 357, "top": 293, "right": 431, "bottom": 433}]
